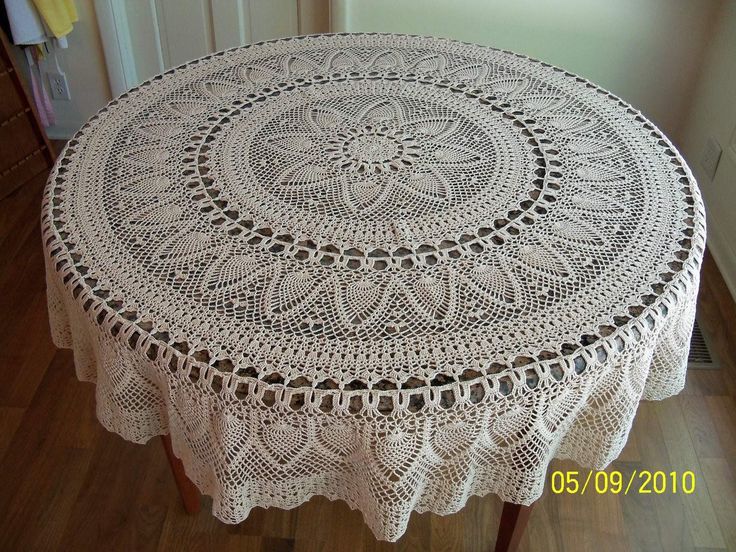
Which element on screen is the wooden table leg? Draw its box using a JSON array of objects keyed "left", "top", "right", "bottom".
[
  {"left": 494, "top": 500, "right": 535, "bottom": 552},
  {"left": 161, "top": 434, "right": 201, "bottom": 514}
]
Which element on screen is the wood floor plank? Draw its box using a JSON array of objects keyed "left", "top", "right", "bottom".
[
  {"left": 0, "top": 218, "right": 47, "bottom": 347},
  {"left": 707, "top": 395, "right": 736, "bottom": 462},
  {"left": 0, "top": 351, "right": 80, "bottom": 521},
  {"left": 0, "top": 405, "right": 24, "bottom": 461},
  {"left": 461, "top": 495, "right": 499, "bottom": 552},
  {"left": 395, "top": 511, "right": 432, "bottom": 552},
  {"left": 649, "top": 478, "right": 697, "bottom": 552},
  {"left": 430, "top": 509, "right": 464, "bottom": 552},
  {"left": 326, "top": 499, "right": 367, "bottom": 551},
  {"left": 237, "top": 505, "right": 267, "bottom": 537},
  {"left": 592, "top": 482, "right": 630, "bottom": 552},
  {"left": 682, "top": 370, "right": 728, "bottom": 397},
  {"left": 618, "top": 461, "right": 667, "bottom": 552},
  {"left": 700, "top": 457, "right": 736, "bottom": 551},
  {"left": 697, "top": 253, "right": 736, "bottom": 398},
  {"left": 617, "top": 425, "right": 642, "bottom": 463},
  {"left": 0, "top": 356, "right": 97, "bottom": 550},
  {"left": 522, "top": 491, "right": 564, "bottom": 552},
  {"left": 361, "top": 509, "right": 433, "bottom": 552},
  {"left": 293, "top": 496, "right": 334, "bottom": 552},
  {"left": 126, "top": 440, "right": 176, "bottom": 552},
  {"left": 259, "top": 537, "right": 295, "bottom": 552},
  {"left": 58, "top": 432, "right": 170, "bottom": 552},
  {"left": 156, "top": 505, "right": 232, "bottom": 551},
  {"left": 224, "top": 534, "right": 266, "bottom": 552},
  {"left": 260, "top": 499, "right": 299, "bottom": 540},
  {"left": 680, "top": 394, "right": 726, "bottom": 459},
  {"left": 553, "top": 459, "right": 603, "bottom": 552},
  {"left": 21, "top": 447, "right": 95, "bottom": 551},
  {"left": 625, "top": 402, "right": 697, "bottom": 552},
  {"left": 655, "top": 400, "right": 725, "bottom": 549},
  {"left": 0, "top": 292, "right": 56, "bottom": 407},
  {"left": 0, "top": 172, "right": 44, "bottom": 258}
]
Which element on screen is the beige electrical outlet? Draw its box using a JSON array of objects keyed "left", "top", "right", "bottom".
[{"left": 700, "top": 137, "right": 722, "bottom": 181}]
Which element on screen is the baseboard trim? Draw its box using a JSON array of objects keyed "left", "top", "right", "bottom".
[
  {"left": 45, "top": 127, "right": 76, "bottom": 141},
  {"left": 704, "top": 207, "right": 736, "bottom": 302}
]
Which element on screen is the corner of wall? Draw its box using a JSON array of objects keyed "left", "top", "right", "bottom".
[{"left": 705, "top": 207, "right": 736, "bottom": 300}]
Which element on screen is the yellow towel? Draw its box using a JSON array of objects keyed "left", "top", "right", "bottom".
[{"left": 32, "top": 0, "right": 78, "bottom": 39}]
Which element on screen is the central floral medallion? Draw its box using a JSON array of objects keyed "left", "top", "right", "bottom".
[
  {"left": 257, "top": 96, "right": 490, "bottom": 218},
  {"left": 327, "top": 125, "right": 420, "bottom": 175},
  {"left": 201, "top": 79, "right": 554, "bottom": 266}
]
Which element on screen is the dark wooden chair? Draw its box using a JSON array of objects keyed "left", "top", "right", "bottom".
[{"left": 0, "top": 28, "right": 55, "bottom": 200}]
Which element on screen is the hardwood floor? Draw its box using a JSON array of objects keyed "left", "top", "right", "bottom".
[{"left": 1, "top": 154, "right": 736, "bottom": 551}]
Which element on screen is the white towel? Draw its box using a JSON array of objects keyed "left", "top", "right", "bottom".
[{"left": 4, "top": 0, "right": 47, "bottom": 45}]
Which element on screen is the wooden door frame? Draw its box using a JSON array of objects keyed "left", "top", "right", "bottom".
[
  {"left": 94, "top": 0, "right": 331, "bottom": 98},
  {"left": 94, "top": 0, "right": 138, "bottom": 97}
]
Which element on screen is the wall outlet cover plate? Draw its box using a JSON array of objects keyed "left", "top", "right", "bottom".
[
  {"left": 700, "top": 137, "right": 722, "bottom": 182},
  {"left": 47, "top": 71, "right": 71, "bottom": 101}
]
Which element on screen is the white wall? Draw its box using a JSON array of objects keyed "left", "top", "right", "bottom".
[
  {"left": 331, "top": 0, "right": 722, "bottom": 143},
  {"left": 122, "top": 0, "right": 308, "bottom": 88},
  {"left": 22, "top": 0, "right": 722, "bottom": 146},
  {"left": 11, "top": 0, "right": 111, "bottom": 139},
  {"left": 12, "top": 0, "right": 722, "bottom": 145},
  {"left": 680, "top": 1, "right": 736, "bottom": 298}
]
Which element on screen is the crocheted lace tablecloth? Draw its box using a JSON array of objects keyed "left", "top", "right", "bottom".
[{"left": 42, "top": 33, "right": 705, "bottom": 542}]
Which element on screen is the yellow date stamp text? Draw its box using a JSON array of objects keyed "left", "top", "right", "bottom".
[{"left": 550, "top": 470, "right": 696, "bottom": 495}]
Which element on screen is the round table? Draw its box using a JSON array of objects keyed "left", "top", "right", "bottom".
[{"left": 42, "top": 33, "right": 705, "bottom": 543}]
